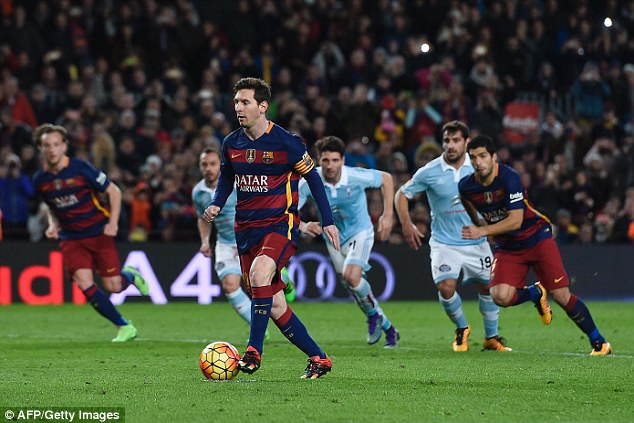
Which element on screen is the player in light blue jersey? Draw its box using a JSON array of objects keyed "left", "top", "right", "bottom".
[
  {"left": 395, "top": 121, "right": 511, "bottom": 352},
  {"left": 298, "top": 136, "right": 400, "bottom": 348},
  {"left": 192, "top": 147, "right": 296, "bottom": 335}
]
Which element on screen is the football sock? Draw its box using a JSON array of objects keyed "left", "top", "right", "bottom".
[
  {"left": 438, "top": 291, "right": 468, "bottom": 329},
  {"left": 349, "top": 278, "right": 380, "bottom": 316},
  {"left": 120, "top": 270, "right": 134, "bottom": 290},
  {"left": 511, "top": 284, "right": 541, "bottom": 305},
  {"left": 225, "top": 287, "right": 252, "bottom": 324},
  {"left": 249, "top": 286, "right": 273, "bottom": 354},
  {"left": 81, "top": 284, "right": 127, "bottom": 326},
  {"left": 563, "top": 294, "right": 605, "bottom": 344},
  {"left": 478, "top": 294, "right": 500, "bottom": 338},
  {"left": 273, "top": 306, "right": 325, "bottom": 359}
]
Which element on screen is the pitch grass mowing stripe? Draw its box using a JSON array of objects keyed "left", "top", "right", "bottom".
[
  {"left": 2, "top": 333, "right": 633, "bottom": 358},
  {"left": 1, "top": 301, "right": 632, "bottom": 423}
]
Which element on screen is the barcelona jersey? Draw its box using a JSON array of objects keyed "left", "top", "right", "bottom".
[
  {"left": 214, "top": 122, "right": 315, "bottom": 253},
  {"left": 458, "top": 163, "right": 553, "bottom": 251},
  {"left": 33, "top": 158, "right": 111, "bottom": 240}
]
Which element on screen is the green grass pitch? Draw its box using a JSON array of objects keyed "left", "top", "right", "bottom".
[{"left": 1, "top": 301, "right": 632, "bottom": 422}]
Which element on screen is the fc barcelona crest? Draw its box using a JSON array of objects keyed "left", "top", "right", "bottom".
[
  {"left": 54, "top": 179, "right": 62, "bottom": 190},
  {"left": 484, "top": 191, "right": 493, "bottom": 204},
  {"left": 246, "top": 149, "right": 256, "bottom": 164},
  {"left": 262, "top": 151, "right": 274, "bottom": 164}
]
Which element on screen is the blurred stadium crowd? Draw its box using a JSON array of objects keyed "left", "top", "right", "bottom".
[{"left": 1, "top": 0, "right": 634, "bottom": 244}]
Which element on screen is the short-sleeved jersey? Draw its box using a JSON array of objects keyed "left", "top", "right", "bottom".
[
  {"left": 33, "top": 158, "right": 110, "bottom": 240},
  {"left": 458, "top": 163, "right": 553, "bottom": 251},
  {"left": 298, "top": 165, "right": 382, "bottom": 245},
  {"left": 213, "top": 122, "right": 315, "bottom": 253},
  {"left": 191, "top": 179, "right": 237, "bottom": 244},
  {"left": 401, "top": 154, "right": 485, "bottom": 246}
]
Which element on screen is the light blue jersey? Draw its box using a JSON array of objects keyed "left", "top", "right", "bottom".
[
  {"left": 191, "top": 179, "right": 237, "bottom": 244},
  {"left": 401, "top": 155, "right": 484, "bottom": 246},
  {"left": 299, "top": 166, "right": 382, "bottom": 245}
]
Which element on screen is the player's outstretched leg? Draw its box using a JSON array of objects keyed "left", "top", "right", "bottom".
[
  {"left": 438, "top": 291, "right": 471, "bottom": 351},
  {"left": 281, "top": 267, "right": 296, "bottom": 303},
  {"left": 560, "top": 293, "right": 612, "bottom": 356},
  {"left": 479, "top": 293, "right": 512, "bottom": 351},
  {"left": 349, "top": 277, "right": 396, "bottom": 345},
  {"left": 81, "top": 284, "right": 136, "bottom": 341},
  {"left": 122, "top": 266, "right": 149, "bottom": 295},
  {"left": 272, "top": 306, "right": 331, "bottom": 379}
]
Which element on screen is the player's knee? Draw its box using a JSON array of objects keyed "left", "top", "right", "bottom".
[
  {"left": 492, "top": 295, "right": 512, "bottom": 307},
  {"left": 222, "top": 275, "right": 241, "bottom": 294}
]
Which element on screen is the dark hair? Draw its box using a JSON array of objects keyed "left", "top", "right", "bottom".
[
  {"left": 441, "top": 120, "right": 470, "bottom": 139},
  {"left": 201, "top": 146, "right": 221, "bottom": 158},
  {"left": 233, "top": 77, "right": 271, "bottom": 104},
  {"left": 33, "top": 123, "right": 68, "bottom": 146},
  {"left": 467, "top": 134, "right": 497, "bottom": 154},
  {"left": 314, "top": 136, "right": 345, "bottom": 156}
]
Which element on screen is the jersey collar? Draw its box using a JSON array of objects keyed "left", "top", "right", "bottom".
[{"left": 439, "top": 153, "right": 472, "bottom": 172}]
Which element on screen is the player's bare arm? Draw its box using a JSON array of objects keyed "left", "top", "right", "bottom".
[
  {"left": 462, "top": 209, "right": 523, "bottom": 239},
  {"left": 299, "top": 221, "right": 323, "bottom": 238},
  {"left": 197, "top": 216, "right": 213, "bottom": 257},
  {"left": 44, "top": 207, "right": 60, "bottom": 240},
  {"left": 376, "top": 171, "right": 394, "bottom": 242},
  {"left": 460, "top": 197, "right": 485, "bottom": 226},
  {"left": 323, "top": 224, "right": 340, "bottom": 251},
  {"left": 203, "top": 205, "right": 220, "bottom": 223},
  {"left": 103, "top": 183, "right": 121, "bottom": 237},
  {"left": 394, "top": 188, "right": 424, "bottom": 250}
]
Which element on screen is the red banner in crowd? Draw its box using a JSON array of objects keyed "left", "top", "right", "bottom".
[{"left": 502, "top": 102, "right": 541, "bottom": 145}]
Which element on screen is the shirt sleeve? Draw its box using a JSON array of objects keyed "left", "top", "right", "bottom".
[
  {"left": 211, "top": 140, "right": 235, "bottom": 209},
  {"left": 503, "top": 168, "right": 526, "bottom": 211},
  {"left": 401, "top": 166, "right": 428, "bottom": 199},
  {"left": 81, "top": 160, "right": 110, "bottom": 192},
  {"left": 287, "top": 134, "right": 315, "bottom": 175}
]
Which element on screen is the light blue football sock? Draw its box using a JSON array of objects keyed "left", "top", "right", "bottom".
[
  {"left": 479, "top": 294, "right": 500, "bottom": 338},
  {"left": 439, "top": 291, "right": 468, "bottom": 329},
  {"left": 350, "top": 278, "right": 393, "bottom": 330},
  {"left": 225, "top": 287, "right": 252, "bottom": 325}
]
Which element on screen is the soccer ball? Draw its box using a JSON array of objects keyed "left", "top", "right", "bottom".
[{"left": 199, "top": 341, "right": 241, "bottom": 380}]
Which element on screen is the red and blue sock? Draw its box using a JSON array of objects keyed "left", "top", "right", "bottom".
[
  {"left": 120, "top": 270, "right": 135, "bottom": 290},
  {"left": 81, "top": 285, "right": 127, "bottom": 326},
  {"left": 273, "top": 306, "right": 325, "bottom": 359},
  {"left": 564, "top": 294, "right": 605, "bottom": 344},
  {"left": 511, "top": 284, "right": 541, "bottom": 306},
  {"left": 249, "top": 286, "right": 273, "bottom": 354}
]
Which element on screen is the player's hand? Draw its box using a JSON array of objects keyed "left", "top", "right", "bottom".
[
  {"left": 203, "top": 205, "right": 220, "bottom": 223},
  {"left": 402, "top": 222, "right": 424, "bottom": 250},
  {"left": 323, "top": 224, "right": 340, "bottom": 251},
  {"left": 376, "top": 213, "right": 394, "bottom": 242},
  {"left": 45, "top": 224, "right": 60, "bottom": 240},
  {"left": 462, "top": 225, "right": 484, "bottom": 240},
  {"left": 104, "top": 221, "right": 118, "bottom": 237},
  {"left": 200, "top": 242, "right": 212, "bottom": 258},
  {"left": 299, "top": 221, "right": 322, "bottom": 238}
]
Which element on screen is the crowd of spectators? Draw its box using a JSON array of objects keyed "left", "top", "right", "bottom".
[{"left": 1, "top": 0, "right": 634, "bottom": 245}]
